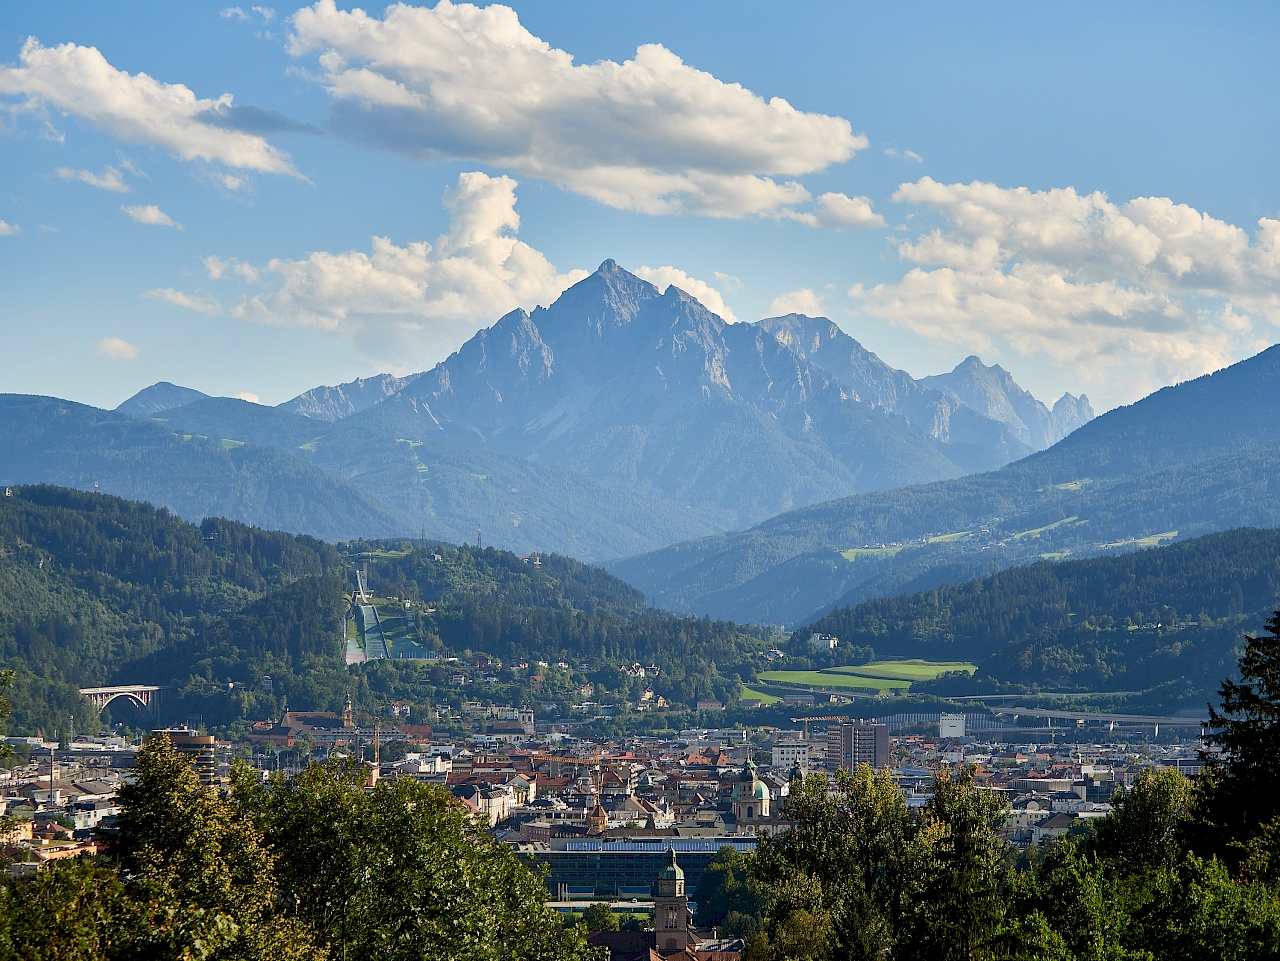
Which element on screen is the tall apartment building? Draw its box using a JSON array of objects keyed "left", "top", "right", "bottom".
[
  {"left": 826, "top": 721, "right": 889, "bottom": 771},
  {"left": 151, "top": 727, "right": 218, "bottom": 785},
  {"left": 772, "top": 742, "right": 810, "bottom": 770}
]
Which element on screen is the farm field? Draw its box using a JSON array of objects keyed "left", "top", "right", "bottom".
[
  {"left": 1040, "top": 478, "right": 1093, "bottom": 492},
  {"left": 1012, "top": 516, "right": 1079, "bottom": 540},
  {"left": 1101, "top": 531, "right": 1177, "bottom": 549},
  {"left": 840, "top": 545, "right": 903, "bottom": 560},
  {"left": 758, "top": 659, "right": 977, "bottom": 693}
]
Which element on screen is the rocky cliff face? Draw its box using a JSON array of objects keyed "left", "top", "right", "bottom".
[
  {"left": 349, "top": 261, "right": 1078, "bottom": 529},
  {"left": 922, "top": 355, "right": 1093, "bottom": 449},
  {"left": 278, "top": 372, "right": 423, "bottom": 422},
  {"left": 94, "top": 260, "right": 1097, "bottom": 562}
]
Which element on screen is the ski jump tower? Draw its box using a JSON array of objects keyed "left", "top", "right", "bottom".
[{"left": 354, "top": 552, "right": 373, "bottom": 602}]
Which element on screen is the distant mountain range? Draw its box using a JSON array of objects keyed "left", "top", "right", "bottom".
[
  {"left": 4, "top": 261, "right": 1089, "bottom": 561},
  {"left": 610, "top": 344, "right": 1280, "bottom": 625}
]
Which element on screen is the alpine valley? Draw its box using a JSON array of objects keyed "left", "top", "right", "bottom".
[
  {"left": 0, "top": 261, "right": 1090, "bottom": 565},
  {"left": 11, "top": 261, "right": 1280, "bottom": 634}
]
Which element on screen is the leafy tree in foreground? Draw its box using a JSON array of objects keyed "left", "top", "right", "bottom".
[
  {"left": 1088, "top": 766, "right": 1192, "bottom": 875},
  {"left": 235, "top": 760, "right": 597, "bottom": 961},
  {"left": 1, "top": 737, "right": 594, "bottom": 960},
  {"left": 693, "top": 846, "right": 758, "bottom": 931},
  {"left": 110, "top": 732, "right": 321, "bottom": 960},
  {"left": 581, "top": 902, "right": 619, "bottom": 933},
  {"left": 750, "top": 765, "right": 1009, "bottom": 961},
  {"left": 899, "top": 767, "right": 1009, "bottom": 961},
  {"left": 0, "top": 858, "right": 143, "bottom": 961},
  {"left": 0, "top": 732, "right": 320, "bottom": 961}
]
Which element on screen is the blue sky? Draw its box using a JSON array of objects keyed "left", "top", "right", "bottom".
[{"left": 3, "top": 1, "right": 1279, "bottom": 411}]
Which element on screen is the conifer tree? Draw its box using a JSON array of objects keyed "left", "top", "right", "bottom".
[{"left": 1197, "top": 612, "right": 1280, "bottom": 865}]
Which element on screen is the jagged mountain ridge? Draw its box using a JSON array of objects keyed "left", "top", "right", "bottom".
[
  {"left": 610, "top": 343, "right": 1280, "bottom": 625},
  {"left": 339, "top": 261, "right": 1091, "bottom": 530},
  {"left": 158, "top": 260, "right": 1084, "bottom": 466},
  {"left": 74, "top": 260, "right": 1091, "bottom": 561},
  {"left": 921, "top": 355, "right": 1094, "bottom": 450},
  {"left": 278, "top": 372, "right": 423, "bottom": 422}
]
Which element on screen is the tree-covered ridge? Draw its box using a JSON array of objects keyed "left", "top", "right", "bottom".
[
  {"left": 5, "top": 485, "right": 343, "bottom": 590},
  {"left": 0, "top": 486, "right": 348, "bottom": 734},
  {"left": 799, "top": 526, "right": 1280, "bottom": 701},
  {"left": 361, "top": 541, "right": 646, "bottom": 616},
  {"left": 0, "top": 485, "right": 769, "bottom": 735}
]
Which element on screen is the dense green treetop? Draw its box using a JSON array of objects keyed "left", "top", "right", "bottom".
[{"left": 0, "top": 733, "right": 593, "bottom": 961}]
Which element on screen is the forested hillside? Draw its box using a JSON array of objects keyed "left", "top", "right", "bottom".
[
  {"left": 0, "top": 394, "right": 414, "bottom": 541},
  {"left": 0, "top": 486, "right": 768, "bottom": 736},
  {"left": 798, "top": 526, "right": 1280, "bottom": 705}
]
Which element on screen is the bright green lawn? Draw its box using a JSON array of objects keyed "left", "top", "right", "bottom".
[
  {"left": 825, "top": 659, "right": 977, "bottom": 681},
  {"left": 1012, "top": 516, "right": 1078, "bottom": 540},
  {"left": 926, "top": 531, "right": 970, "bottom": 543},
  {"left": 760, "top": 659, "right": 977, "bottom": 692},
  {"left": 1041, "top": 478, "right": 1093, "bottom": 492},
  {"left": 757, "top": 670, "right": 909, "bottom": 691}
]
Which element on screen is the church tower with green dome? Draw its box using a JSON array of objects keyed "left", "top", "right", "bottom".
[
  {"left": 731, "top": 759, "right": 771, "bottom": 822},
  {"left": 654, "top": 847, "right": 691, "bottom": 953}
]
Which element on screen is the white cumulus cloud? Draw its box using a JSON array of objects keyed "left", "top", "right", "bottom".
[
  {"left": 786, "top": 191, "right": 885, "bottom": 229},
  {"left": 122, "top": 204, "right": 180, "bottom": 227},
  {"left": 853, "top": 177, "right": 1280, "bottom": 405},
  {"left": 287, "top": 0, "right": 869, "bottom": 222},
  {"left": 768, "top": 288, "right": 827, "bottom": 317},
  {"left": 57, "top": 165, "right": 129, "bottom": 192},
  {"left": 0, "top": 38, "right": 299, "bottom": 176},
  {"left": 884, "top": 147, "right": 924, "bottom": 163},
  {"left": 96, "top": 336, "right": 139, "bottom": 360},
  {"left": 180, "top": 170, "right": 586, "bottom": 366},
  {"left": 145, "top": 287, "right": 220, "bottom": 314},
  {"left": 634, "top": 267, "right": 738, "bottom": 323}
]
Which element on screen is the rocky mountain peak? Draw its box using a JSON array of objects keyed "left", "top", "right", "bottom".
[{"left": 115, "top": 382, "right": 211, "bottom": 416}]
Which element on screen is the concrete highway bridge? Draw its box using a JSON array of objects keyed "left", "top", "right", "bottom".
[
  {"left": 990, "top": 705, "right": 1209, "bottom": 734},
  {"left": 79, "top": 684, "right": 173, "bottom": 723}
]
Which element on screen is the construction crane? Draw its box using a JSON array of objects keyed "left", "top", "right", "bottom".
[{"left": 791, "top": 715, "right": 850, "bottom": 740}]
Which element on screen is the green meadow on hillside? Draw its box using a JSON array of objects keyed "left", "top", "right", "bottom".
[{"left": 758, "top": 659, "right": 976, "bottom": 693}]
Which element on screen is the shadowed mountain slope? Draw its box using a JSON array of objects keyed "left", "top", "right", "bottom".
[{"left": 611, "top": 345, "right": 1280, "bottom": 624}]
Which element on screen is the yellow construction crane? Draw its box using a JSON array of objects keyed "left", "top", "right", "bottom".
[{"left": 791, "top": 715, "right": 850, "bottom": 740}]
